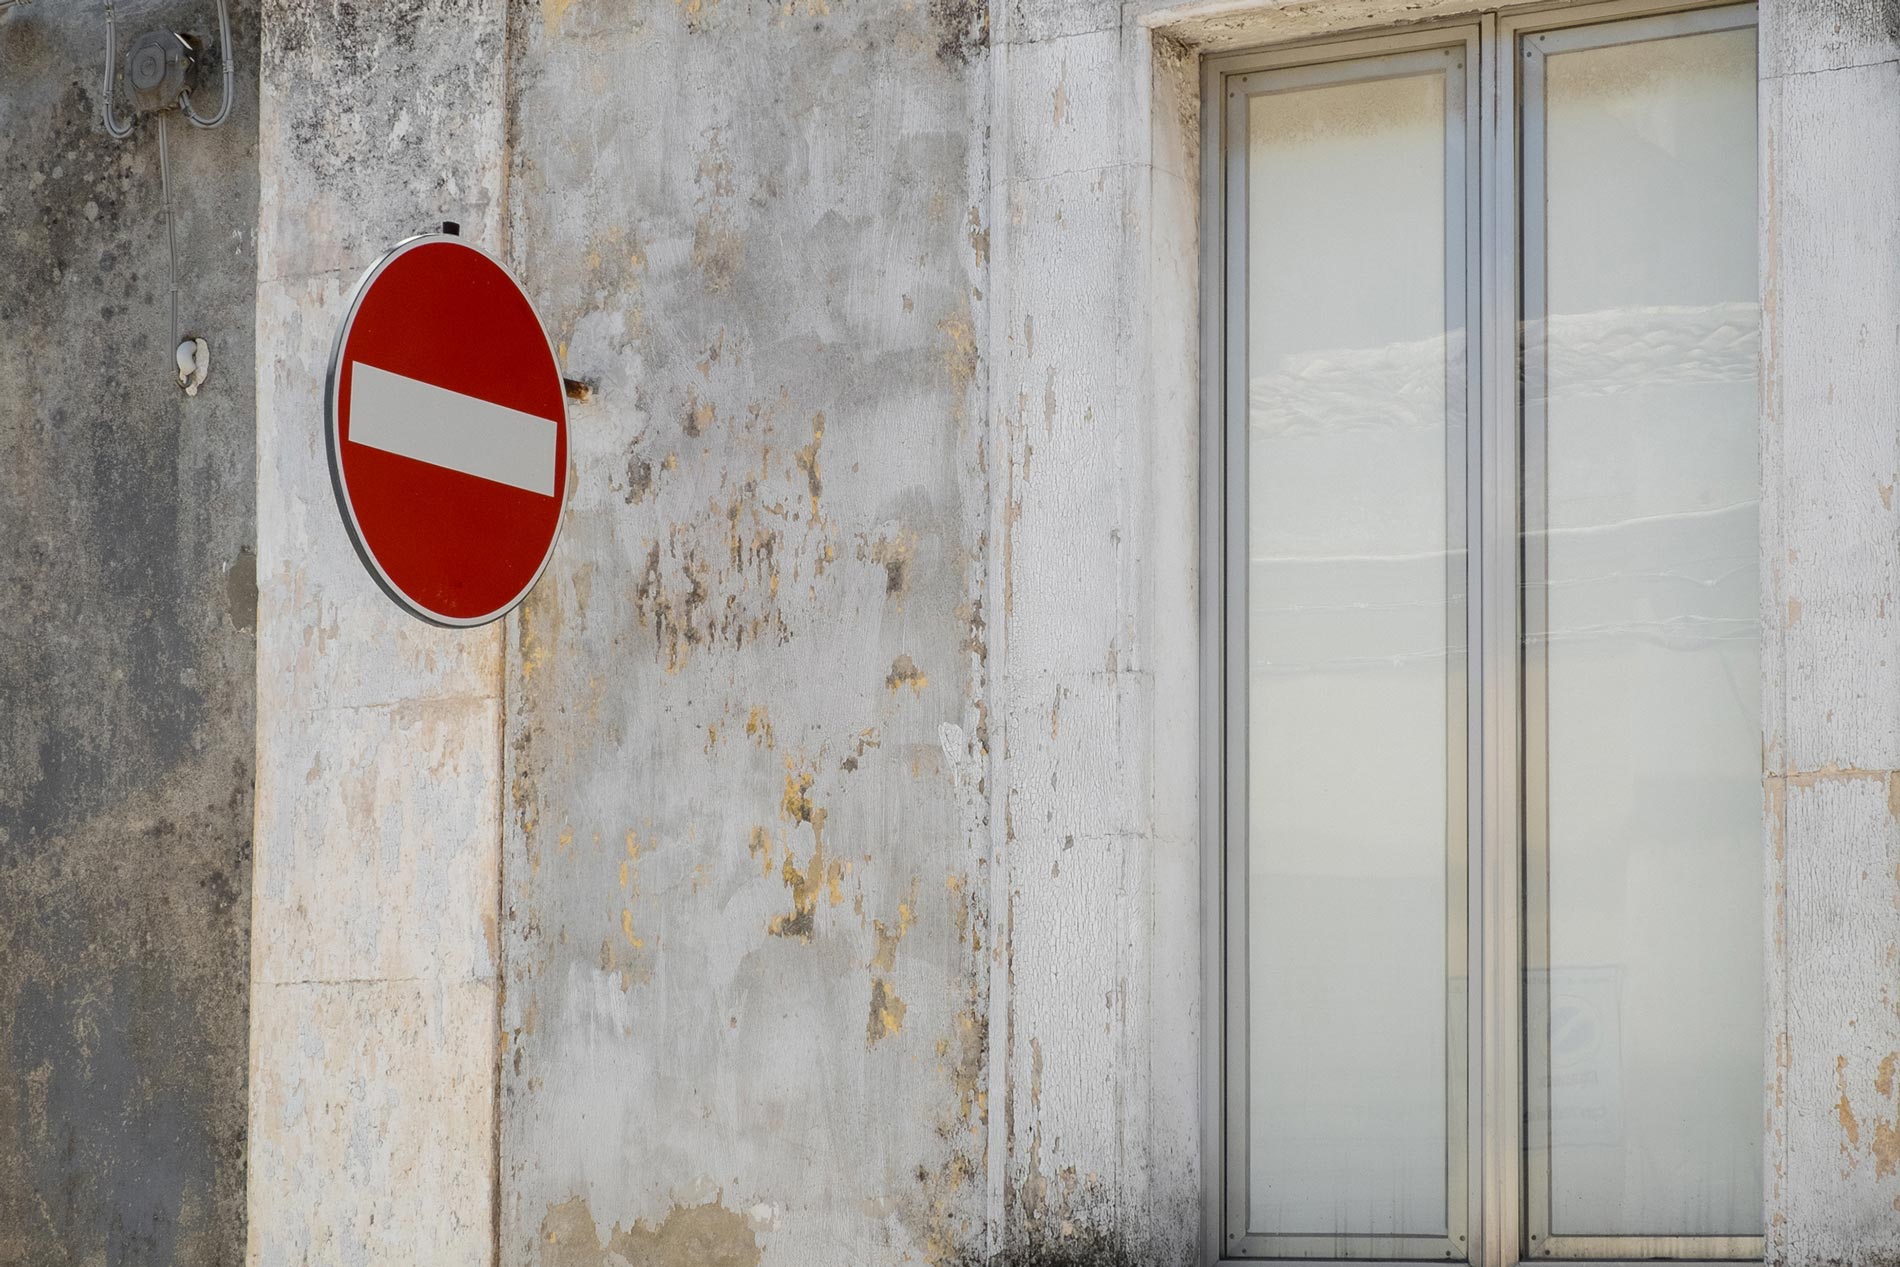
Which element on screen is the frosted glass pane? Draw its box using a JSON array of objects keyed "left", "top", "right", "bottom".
[
  {"left": 1245, "top": 63, "right": 1460, "bottom": 1238},
  {"left": 1533, "top": 25, "right": 1760, "bottom": 1238}
]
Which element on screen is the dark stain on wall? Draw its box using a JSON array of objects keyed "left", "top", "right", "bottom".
[
  {"left": 1826, "top": 0, "right": 1900, "bottom": 53},
  {"left": 0, "top": 2, "right": 258, "bottom": 1263},
  {"left": 930, "top": 0, "right": 991, "bottom": 65}
]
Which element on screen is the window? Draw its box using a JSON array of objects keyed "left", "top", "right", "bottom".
[{"left": 1206, "top": 4, "right": 1760, "bottom": 1262}]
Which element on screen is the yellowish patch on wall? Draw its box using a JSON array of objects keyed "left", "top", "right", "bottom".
[
  {"left": 865, "top": 882, "right": 918, "bottom": 1046},
  {"left": 767, "top": 766, "right": 845, "bottom": 940},
  {"left": 538, "top": 1195, "right": 762, "bottom": 1267},
  {"left": 886, "top": 654, "right": 928, "bottom": 696},
  {"left": 543, "top": 0, "right": 578, "bottom": 37},
  {"left": 867, "top": 978, "right": 908, "bottom": 1045}
]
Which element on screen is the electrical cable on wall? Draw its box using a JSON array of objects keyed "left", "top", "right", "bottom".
[{"left": 99, "top": 0, "right": 235, "bottom": 395}]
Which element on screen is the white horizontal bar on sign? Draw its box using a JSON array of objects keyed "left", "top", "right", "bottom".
[{"left": 348, "top": 362, "right": 557, "bottom": 497}]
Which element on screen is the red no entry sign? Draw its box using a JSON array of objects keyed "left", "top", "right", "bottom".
[{"left": 325, "top": 232, "right": 568, "bottom": 627}]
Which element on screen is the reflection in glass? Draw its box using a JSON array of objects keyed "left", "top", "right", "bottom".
[
  {"left": 1528, "top": 23, "right": 1761, "bottom": 1239},
  {"left": 1244, "top": 59, "right": 1464, "bottom": 1239}
]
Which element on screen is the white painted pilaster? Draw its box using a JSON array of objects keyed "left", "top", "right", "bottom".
[
  {"left": 988, "top": 8, "right": 1203, "bottom": 1261},
  {"left": 248, "top": 4, "right": 510, "bottom": 1262},
  {"left": 1761, "top": 0, "right": 1900, "bottom": 1255}
]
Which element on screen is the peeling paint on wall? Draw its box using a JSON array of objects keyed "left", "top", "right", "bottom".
[{"left": 498, "top": 0, "right": 1000, "bottom": 1261}]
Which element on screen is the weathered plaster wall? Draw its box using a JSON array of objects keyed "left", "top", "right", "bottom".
[
  {"left": 105, "top": 1, "right": 1900, "bottom": 1265},
  {"left": 498, "top": 1, "right": 994, "bottom": 1263},
  {"left": 0, "top": 2, "right": 258, "bottom": 1263},
  {"left": 1760, "top": 0, "right": 1900, "bottom": 1259},
  {"left": 499, "top": 1, "right": 1201, "bottom": 1264},
  {"left": 247, "top": 2, "right": 507, "bottom": 1261}
]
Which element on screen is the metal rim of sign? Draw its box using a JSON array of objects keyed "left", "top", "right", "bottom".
[{"left": 323, "top": 232, "right": 570, "bottom": 629}]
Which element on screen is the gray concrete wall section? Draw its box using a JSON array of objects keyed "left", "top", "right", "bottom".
[
  {"left": 0, "top": 2, "right": 258, "bottom": 1264},
  {"left": 499, "top": 1, "right": 996, "bottom": 1263}
]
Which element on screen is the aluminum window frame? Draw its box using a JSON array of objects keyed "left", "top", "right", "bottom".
[
  {"left": 1207, "top": 23, "right": 1485, "bottom": 1264},
  {"left": 1511, "top": 3, "right": 1763, "bottom": 1261},
  {"left": 1201, "top": 3, "right": 1765, "bottom": 1265}
]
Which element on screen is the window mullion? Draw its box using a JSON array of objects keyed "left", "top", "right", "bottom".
[{"left": 1477, "top": 12, "right": 1528, "bottom": 1267}]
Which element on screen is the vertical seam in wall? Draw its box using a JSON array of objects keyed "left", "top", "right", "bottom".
[
  {"left": 1763, "top": 232, "right": 1778, "bottom": 1267},
  {"left": 1757, "top": 55, "right": 1790, "bottom": 1257},
  {"left": 1763, "top": 71, "right": 1778, "bottom": 1261},
  {"left": 1121, "top": 17, "right": 1161, "bottom": 1246},
  {"left": 247, "top": 8, "right": 276, "bottom": 1255},
  {"left": 1114, "top": 15, "right": 1131, "bottom": 1242},
  {"left": 493, "top": 12, "right": 518, "bottom": 1264},
  {"left": 492, "top": 622, "right": 508, "bottom": 1267},
  {"left": 498, "top": 0, "right": 520, "bottom": 287},
  {"left": 984, "top": 22, "right": 1013, "bottom": 1259},
  {"left": 249, "top": 53, "right": 269, "bottom": 1247},
  {"left": 1126, "top": 19, "right": 1154, "bottom": 1247}
]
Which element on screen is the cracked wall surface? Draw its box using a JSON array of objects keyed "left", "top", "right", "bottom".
[{"left": 0, "top": 2, "right": 258, "bottom": 1263}]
